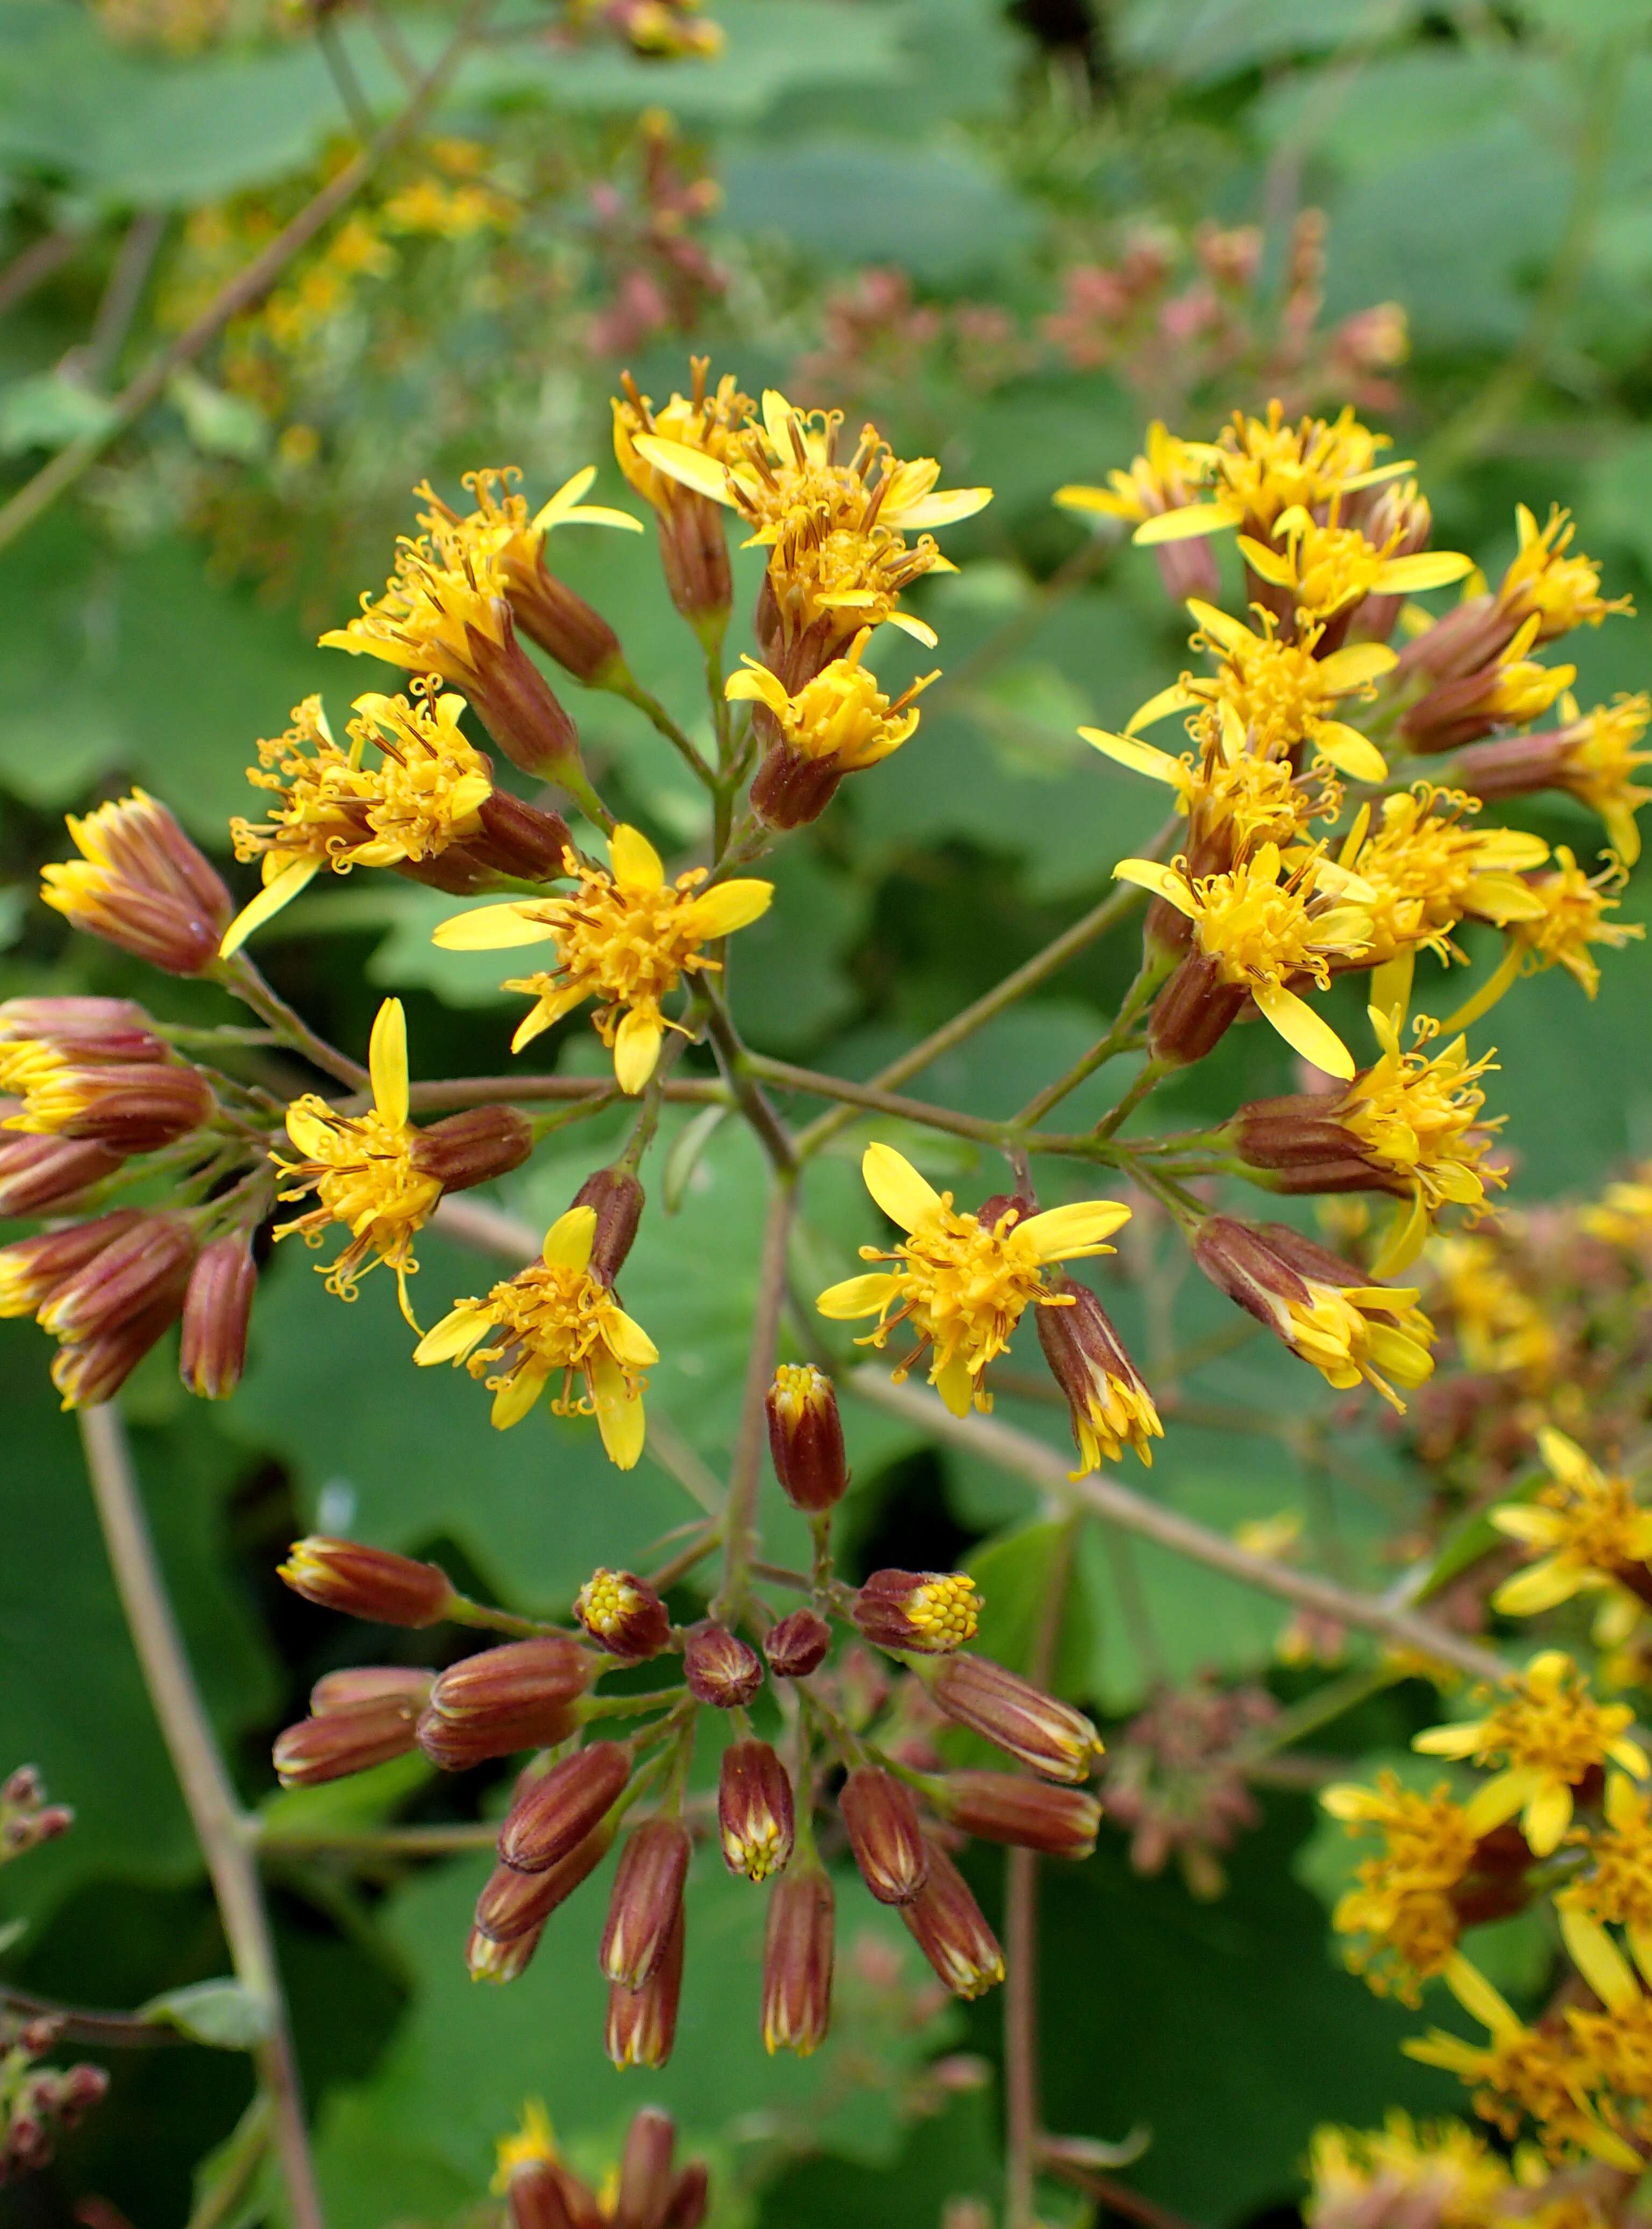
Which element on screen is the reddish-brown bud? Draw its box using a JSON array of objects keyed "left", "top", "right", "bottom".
[
  {"left": 310, "top": 1666, "right": 435, "bottom": 1715},
  {"left": 684, "top": 1623, "right": 763, "bottom": 1708},
  {"left": 932, "top": 1770, "right": 1101, "bottom": 1858},
  {"left": 852, "top": 1570, "right": 981, "bottom": 1656},
  {"left": 1230, "top": 1095, "right": 1401, "bottom": 1195},
  {"left": 607, "top": 1904, "right": 685, "bottom": 2070},
  {"left": 179, "top": 1232, "right": 257, "bottom": 1399},
  {"left": 39, "top": 790, "right": 233, "bottom": 975},
  {"left": 1147, "top": 950, "right": 1248, "bottom": 1069},
  {"left": 468, "top": 789, "right": 573, "bottom": 884},
  {"left": 924, "top": 1655, "right": 1104, "bottom": 1784},
  {"left": 36, "top": 1213, "right": 195, "bottom": 1341},
  {"left": 663, "top": 2162, "right": 710, "bottom": 2229},
  {"left": 16, "top": 1061, "right": 214, "bottom": 1154},
  {"left": 765, "top": 1607, "right": 831, "bottom": 1680},
  {"left": 1034, "top": 1274, "right": 1163, "bottom": 1472},
  {"left": 49, "top": 1295, "right": 182, "bottom": 1408},
  {"left": 765, "top": 1364, "right": 848, "bottom": 1513},
  {"left": 0, "top": 996, "right": 169, "bottom": 1061},
  {"left": 574, "top": 1567, "right": 671, "bottom": 1660},
  {"left": 278, "top": 1537, "right": 456, "bottom": 1627},
  {"left": 428, "top": 1637, "right": 596, "bottom": 1719},
  {"left": 614, "top": 2106, "right": 679, "bottom": 2229},
  {"left": 453, "top": 597, "right": 587, "bottom": 782},
  {"left": 749, "top": 746, "right": 844, "bottom": 832},
  {"left": 900, "top": 1841, "right": 1005, "bottom": 1999},
  {"left": 718, "top": 1740, "right": 795, "bottom": 1882},
  {"left": 0, "top": 1123, "right": 122, "bottom": 1216},
  {"left": 761, "top": 1866, "right": 834, "bottom": 2056},
  {"left": 473, "top": 1819, "right": 616, "bottom": 1945},
  {"left": 839, "top": 1766, "right": 929, "bottom": 1905},
  {"left": 417, "top": 1698, "right": 582, "bottom": 1770},
  {"left": 602, "top": 1818, "right": 692, "bottom": 1989},
  {"left": 0, "top": 1211, "right": 145, "bottom": 1319},
  {"left": 273, "top": 1698, "right": 423, "bottom": 1786},
  {"left": 510, "top": 555, "right": 626, "bottom": 685},
  {"left": 409, "top": 1105, "right": 532, "bottom": 1192},
  {"left": 468, "top": 1922, "right": 546, "bottom": 1985},
  {"left": 500, "top": 1742, "right": 632, "bottom": 1872},
  {"left": 571, "top": 1167, "right": 645, "bottom": 1284}
]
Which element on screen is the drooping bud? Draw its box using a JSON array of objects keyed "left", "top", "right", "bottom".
[
  {"left": 684, "top": 1623, "right": 763, "bottom": 1708},
  {"left": 0, "top": 1211, "right": 145, "bottom": 1319},
  {"left": 601, "top": 1818, "right": 692, "bottom": 1989},
  {"left": 1146, "top": 950, "right": 1249, "bottom": 1071},
  {"left": 0, "top": 1121, "right": 122, "bottom": 1216},
  {"left": 510, "top": 557, "right": 626, "bottom": 686},
  {"left": 851, "top": 1570, "right": 982, "bottom": 1656},
  {"left": 467, "top": 1922, "right": 546, "bottom": 1986},
  {"left": 409, "top": 1105, "right": 533, "bottom": 1193},
  {"left": 932, "top": 1770, "right": 1101, "bottom": 1859},
  {"left": 765, "top": 1364, "right": 848, "bottom": 1513},
  {"left": 36, "top": 1213, "right": 196, "bottom": 1341},
  {"left": 1, "top": 1056, "right": 214, "bottom": 1154},
  {"left": 574, "top": 1568, "right": 671, "bottom": 1660},
  {"left": 900, "top": 1841, "right": 1005, "bottom": 1999},
  {"left": 278, "top": 1537, "right": 457, "bottom": 1627},
  {"left": 718, "top": 1740, "right": 795, "bottom": 1881},
  {"left": 764, "top": 1608, "right": 831, "bottom": 1680},
  {"left": 273, "top": 1696, "right": 424, "bottom": 1785},
  {"left": 310, "top": 1666, "right": 435, "bottom": 1715},
  {"left": 924, "top": 1655, "right": 1105, "bottom": 1785},
  {"left": 466, "top": 789, "right": 574, "bottom": 886},
  {"left": 1034, "top": 1275, "right": 1163, "bottom": 1473},
  {"left": 499, "top": 1742, "right": 632, "bottom": 1872},
  {"left": 473, "top": 1819, "right": 616, "bottom": 1947},
  {"left": 570, "top": 1167, "right": 645, "bottom": 1284},
  {"left": 614, "top": 2105, "right": 678, "bottom": 2229},
  {"left": 607, "top": 1904, "right": 685, "bottom": 2069},
  {"left": 49, "top": 1294, "right": 183, "bottom": 1408},
  {"left": 761, "top": 1865, "right": 834, "bottom": 2056},
  {"left": 39, "top": 789, "right": 233, "bottom": 975},
  {"left": 839, "top": 1766, "right": 929, "bottom": 1905},
  {"left": 179, "top": 1232, "right": 258, "bottom": 1399}
]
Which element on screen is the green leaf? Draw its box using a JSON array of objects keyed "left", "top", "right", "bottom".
[
  {"left": 140, "top": 1977, "right": 273, "bottom": 2050},
  {"left": 0, "top": 371, "right": 117, "bottom": 455}
]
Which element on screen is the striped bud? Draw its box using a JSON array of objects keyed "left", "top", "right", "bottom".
[
  {"left": 273, "top": 1697, "right": 423, "bottom": 1786},
  {"left": 932, "top": 1771, "right": 1101, "bottom": 1859},
  {"left": 852, "top": 1570, "right": 981, "bottom": 1656},
  {"left": 0, "top": 1123, "right": 121, "bottom": 1216},
  {"left": 417, "top": 1699, "right": 582, "bottom": 1771},
  {"left": 765, "top": 1364, "right": 848, "bottom": 1513},
  {"left": 36, "top": 1213, "right": 195, "bottom": 1341},
  {"left": 0, "top": 1211, "right": 145, "bottom": 1319},
  {"left": 427, "top": 1637, "right": 596, "bottom": 1719},
  {"left": 49, "top": 1295, "right": 182, "bottom": 1408},
  {"left": 11, "top": 1061, "right": 213, "bottom": 1154},
  {"left": 571, "top": 1167, "right": 645, "bottom": 1284},
  {"left": 473, "top": 1820, "right": 615, "bottom": 1946},
  {"left": 0, "top": 996, "right": 167, "bottom": 1059},
  {"left": 764, "top": 1608, "right": 831, "bottom": 1680},
  {"left": 278, "top": 1537, "right": 456, "bottom": 1627},
  {"left": 500, "top": 1742, "right": 632, "bottom": 1873},
  {"left": 310, "top": 1666, "right": 435, "bottom": 1716},
  {"left": 574, "top": 1568, "right": 671, "bottom": 1661},
  {"left": 179, "top": 1232, "right": 258, "bottom": 1400},
  {"left": 761, "top": 1866, "right": 834, "bottom": 2057},
  {"left": 39, "top": 790, "right": 233, "bottom": 975},
  {"left": 924, "top": 1655, "right": 1104, "bottom": 1785},
  {"left": 684, "top": 1623, "right": 762, "bottom": 1708},
  {"left": 408, "top": 1105, "right": 532, "bottom": 1192},
  {"left": 601, "top": 1818, "right": 692, "bottom": 1989},
  {"left": 718, "top": 1740, "right": 795, "bottom": 1882},
  {"left": 1035, "top": 1275, "right": 1162, "bottom": 1473},
  {"left": 900, "top": 1841, "right": 1004, "bottom": 1999},
  {"left": 467, "top": 1923, "right": 545, "bottom": 1985},
  {"left": 607, "top": 1905, "right": 684, "bottom": 2070},
  {"left": 614, "top": 2106, "right": 677, "bottom": 2229},
  {"left": 839, "top": 1767, "right": 928, "bottom": 1905}
]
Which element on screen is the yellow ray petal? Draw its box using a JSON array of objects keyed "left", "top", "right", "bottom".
[
  {"left": 1317, "top": 641, "right": 1398, "bottom": 691},
  {"left": 1442, "top": 1952, "right": 1522, "bottom": 2039},
  {"left": 1185, "top": 599, "right": 1250, "bottom": 652},
  {"left": 932, "top": 1351, "right": 977, "bottom": 1416},
  {"left": 1523, "top": 1777, "right": 1572, "bottom": 1857},
  {"left": 1311, "top": 721, "right": 1388, "bottom": 782},
  {"left": 1017, "top": 1201, "right": 1132, "bottom": 1263},
  {"left": 724, "top": 662, "right": 789, "bottom": 713},
  {"left": 608, "top": 823, "right": 664, "bottom": 892},
  {"left": 1370, "top": 1188, "right": 1429, "bottom": 1279},
  {"left": 1125, "top": 682, "right": 1197, "bottom": 735},
  {"left": 1536, "top": 1425, "right": 1594, "bottom": 1487},
  {"left": 1079, "top": 727, "right": 1181, "bottom": 782},
  {"left": 1053, "top": 484, "right": 1131, "bottom": 518},
  {"left": 686, "top": 878, "right": 774, "bottom": 938},
  {"left": 607, "top": 1309, "right": 659, "bottom": 1370},
  {"left": 862, "top": 1141, "right": 942, "bottom": 1232},
  {"left": 1369, "top": 949, "right": 1414, "bottom": 1027},
  {"left": 897, "top": 487, "right": 993, "bottom": 530},
  {"left": 630, "top": 433, "right": 731, "bottom": 504},
  {"left": 509, "top": 984, "right": 587, "bottom": 1053},
  {"left": 591, "top": 1352, "right": 646, "bottom": 1470},
  {"left": 760, "top": 389, "right": 794, "bottom": 449},
  {"left": 491, "top": 1366, "right": 548, "bottom": 1430},
  {"left": 1373, "top": 551, "right": 1474, "bottom": 594},
  {"left": 543, "top": 1205, "right": 597, "bottom": 1270},
  {"left": 1132, "top": 503, "right": 1235, "bottom": 545},
  {"left": 816, "top": 1271, "right": 900, "bottom": 1320},
  {"left": 218, "top": 856, "right": 321, "bottom": 957},
  {"left": 1236, "top": 535, "right": 1295, "bottom": 587},
  {"left": 882, "top": 610, "right": 940, "bottom": 648},
  {"left": 432, "top": 903, "right": 560, "bottom": 952},
  {"left": 413, "top": 1305, "right": 489, "bottom": 1367},
  {"left": 613, "top": 1008, "right": 663, "bottom": 1095},
  {"left": 1252, "top": 983, "right": 1355, "bottom": 1080},
  {"left": 369, "top": 997, "right": 410, "bottom": 1131},
  {"left": 1112, "top": 857, "right": 1194, "bottom": 913}
]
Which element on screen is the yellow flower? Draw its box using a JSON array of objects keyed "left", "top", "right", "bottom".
[
  {"left": 1552, "top": 694, "right": 1652, "bottom": 867},
  {"left": 1339, "top": 1005, "right": 1503, "bottom": 1269},
  {"left": 491, "top": 2099, "right": 556, "bottom": 2191},
  {"left": 725, "top": 628, "right": 936, "bottom": 771},
  {"left": 321, "top": 528, "right": 508, "bottom": 677},
  {"left": 414, "top": 1204, "right": 658, "bottom": 1463},
  {"left": 412, "top": 464, "right": 641, "bottom": 597},
  {"left": 817, "top": 1143, "right": 1131, "bottom": 1417},
  {"left": 762, "top": 507, "right": 951, "bottom": 652},
  {"left": 1337, "top": 786, "right": 1549, "bottom": 972},
  {"left": 223, "top": 690, "right": 495, "bottom": 954},
  {"left": 1490, "top": 1430, "right": 1652, "bottom": 1618},
  {"left": 611, "top": 359, "right": 753, "bottom": 516},
  {"left": 1513, "top": 846, "right": 1643, "bottom": 999},
  {"left": 1561, "top": 1774, "right": 1652, "bottom": 1981},
  {"left": 1114, "top": 841, "right": 1376, "bottom": 1079},
  {"left": 1321, "top": 1771, "right": 1488, "bottom": 2003},
  {"left": 1052, "top": 420, "right": 1220, "bottom": 528},
  {"left": 1583, "top": 1166, "right": 1652, "bottom": 1250},
  {"left": 1484, "top": 612, "right": 1578, "bottom": 726},
  {"left": 1414, "top": 1651, "right": 1649, "bottom": 1857},
  {"left": 1132, "top": 400, "right": 1405, "bottom": 546},
  {"left": 1499, "top": 505, "right": 1633, "bottom": 641},
  {"left": 1306, "top": 2112, "right": 1514, "bottom": 2229},
  {"left": 271, "top": 999, "right": 440, "bottom": 1324},
  {"left": 1238, "top": 501, "right": 1472, "bottom": 622},
  {"left": 432, "top": 825, "right": 772, "bottom": 1090},
  {"left": 1427, "top": 1233, "right": 1560, "bottom": 1386},
  {"left": 1129, "top": 600, "right": 1396, "bottom": 783},
  {"left": 1084, "top": 705, "right": 1341, "bottom": 855}
]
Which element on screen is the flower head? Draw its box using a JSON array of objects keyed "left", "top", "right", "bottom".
[
  {"left": 1339, "top": 786, "right": 1550, "bottom": 964},
  {"left": 1306, "top": 2111, "right": 1514, "bottom": 2229},
  {"left": 1085, "top": 707, "right": 1341, "bottom": 864},
  {"left": 1490, "top": 1430, "right": 1652, "bottom": 1618},
  {"left": 1340, "top": 1006, "right": 1504, "bottom": 1227},
  {"left": 816, "top": 1145, "right": 1130, "bottom": 1417},
  {"left": 613, "top": 360, "right": 753, "bottom": 516},
  {"left": 1499, "top": 505, "right": 1633, "bottom": 641},
  {"left": 1427, "top": 1233, "right": 1560, "bottom": 1386},
  {"left": 1550, "top": 694, "right": 1652, "bottom": 864},
  {"left": 491, "top": 2099, "right": 557, "bottom": 2190},
  {"left": 432, "top": 825, "right": 772, "bottom": 1091},
  {"left": 1034, "top": 1273, "right": 1162, "bottom": 1473},
  {"left": 1321, "top": 1772, "right": 1486, "bottom": 2003},
  {"left": 413, "top": 1203, "right": 658, "bottom": 1465},
  {"left": 1512, "top": 846, "right": 1642, "bottom": 999},
  {"left": 1562, "top": 1773, "right": 1652, "bottom": 1958},
  {"left": 40, "top": 788, "right": 232, "bottom": 975},
  {"left": 1239, "top": 501, "right": 1471, "bottom": 623},
  {"left": 1053, "top": 420, "right": 1220, "bottom": 528},
  {"left": 1132, "top": 401, "right": 1403, "bottom": 546},
  {"left": 728, "top": 629, "right": 935, "bottom": 773}
]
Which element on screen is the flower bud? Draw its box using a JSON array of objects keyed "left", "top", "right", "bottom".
[
  {"left": 50, "top": 1294, "right": 182, "bottom": 1408},
  {"left": 39, "top": 789, "right": 233, "bottom": 975},
  {"left": 310, "top": 1666, "right": 435, "bottom": 1715},
  {"left": 468, "top": 1922, "right": 546, "bottom": 1986},
  {"left": 0, "top": 1211, "right": 145, "bottom": 1319},
  {"left": 409, "top": 1105, "right": 533, "bottom": 1192},
  {"left": 932, "top": 1770, "right": 1101, "bottom": 1858},
  {"left": 417, "top": 1698, "right": 582, "bottom": 1771},
  {"left": 0, "top": 1123, "right": 122, "bottom": 1216},
  {"left": 663, "top": 2162, "right": 710, "bottom": 2229},
  {"left": 571, "top": 1167, "right": 645, "bottom": 1284},
  {"left": 499, "top": 1742, "right": 632, "bottom": 1872},
  {"left": 0, "top": 997, "right": 168, "bottom": 1060},
  {"left": 900, "top": 1841, "right": 1004, "bottom": 2000},
  {"left": 601, "top": 1818, "right": 692, "bottom": 1989},
  {"left": 839, "top": 1766, "right": 929, "bottom": 1905},
  {"left": 1146, "top": 950, "right": 1249, "bottom": 1070},
  {"left": 684, "top": 1623, "right": 763, "bottom": 1708},
  {"left": 615, "top": 2105, "right": 679, "bottom": 2229},
  {"left": 852, "top": 1570, "right": 981, "bottom": 1656},
  {"left": 179, "top": 1232, "right": 257, "bottom": 1400},
  {"left": 428, "top": 1637, "right": 596, "bottom": 1719},
  {"left": 273, "top": 1697, "right": 423, "bottom": 1785},
  {"left": 761, "top": 1866, "right": 834, "bottom": 2056},
  {"left": 764, "top": 1607, "right": 831, "bottom": 1679},
  {"left": 718, "top": 1740, "right": 795, "bottom": 1881},
  {"left": 765, "top": 1364, "right": 848, "bottom": 1513},
  {"left": 1035, "top": 1275, "right": 1162, "bottom": 1473},
  {"left": 4, "top": 1060, "right": 214, "bottom": 1154},
  {"left": 607, "top": 1901, "right": 685, "bottom": 2069},
  {"left": 924, "top": 1655, "right": 1104, "bottom": 1784},
  {"left": 467, "top": 790, "right": 574, "bottom": 885},
  {"left": 278, "top": 1537, "right": 457, "bottom": 1627},
  {"left": 574, "top": 1568, "right": 671, "bottom": 1660},
  {"left": 36, "top": 1213, "right": 195, "bottom": 1341},
  {"left": 1230, "top": 1095, "right": 1398, "bottom": 1194},
  {"left": 452, "top": 598, "right": 588, "bottom": 783},
  {"left": 473, "top": 1819, "right": 616, "bottom": 1946},
  {"left": 510, "top": 558, "right": 626, "bottom": 686}
]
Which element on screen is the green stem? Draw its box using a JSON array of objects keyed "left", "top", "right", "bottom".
[
  {"left": 702, "top": 990, "right": 797, "bottom": 1177},
  {"left": 216, "top": 954, "right": 367, "bottom": 1091},
  {"left": 1014, "top": 954, "right": 1169, "bottom": 1130},
  {"left": 603, "top": 667, "right": 717, "bottom": 790},
  {"left": 1093, "top": 1057, "right": 1171, "bottom": 1143}
]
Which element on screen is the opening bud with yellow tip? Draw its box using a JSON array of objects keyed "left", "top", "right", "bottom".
[
  {"left": 852, "top": 1569, "right": 981, "bottom": 1656},
  {"left": 0, "top": 1120, "right": 121, "bottom": 1217},
  {"left": 601, "top": 1818, "right": 692, "bottom": 1990},
  {"left": 839, "top": 1766, "right": 929, "bottom": 1905},
  {"left": 766, "top": 1363, "right": 848, "bottom": 1513},
  {"left": 899, "top": 1840, "right": 1004, "bottom": 2000},
  {"left": 922, "top": 1654, "right": 1103, "bottom": 1785},
  {"left": 606, "top": 1904, "right": 685, "bottom": 2070},
  {"left": 273, "top": 1694, "right": 425, "bottom": 1786},
  {"left": 685, "top": 1623, "right": 763, "bottom": 1708},
  {"left": 310, "top": 1666, "right": 435, "bottom": 1716},
  {"left": 574, "top": 1567, "right": 671, "bottom": 1660},
  {"left": 931, "top": 1770, "right": 1101, "bottom": 1859},
  {"left": 1035, "top": 1275, "right": 1162, "bottom": 1474},
  {"left": 718, "top": 1739, "right": 795, "bottom": 1882},
  {"left": 472, "top": 1819, "right": 615, "bottom": 1950},
  {"left": 179, "top": 1233, "right": 258, "bottom": 1401},
  {"left": 278, "top": 1537, "right": 458, "bottom": 1628},
  {"left": 761, "top": 1865, "right": 834, "bottom": 2056},
  {"left": 39, "top": 790, "right": 232, "bottom": 976}
]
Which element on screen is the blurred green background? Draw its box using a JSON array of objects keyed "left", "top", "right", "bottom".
[{"left": 5, "top": 1, "right": 1652, "bottom": 2222}]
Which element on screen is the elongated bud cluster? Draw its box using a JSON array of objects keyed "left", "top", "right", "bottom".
[
  {"left": 0, "top": 1120, "right": 120, "bottom": 1217},
  {"left": 278, "top": 1537, "right": 457, "bottom": 1627},
  {"left": 761, "top": 1865, "right": 834, "bottom": 2056},
  {"left": 924, "top": 1655, "right": 1105, "bottom": 1784},
  {"left": 932, "top": 1771, "right": 1101, "bottom": 1858},
  {"left": 570, "top": 1167, "right": 645, "bottom": 1284},
  {"left": 602, "top": 1818, "right": 692, "bottom": 1989},
  {"left": 900, "top": 1841, "right": 1005, "bottom": 2000},
  {"left": 765, "top": 1364, "right": 848, "bottom": 1512},
  {"left": 719, "top": 1740, "right": 795, "bottom": 1880},
  {"left": 0, "top": 1207, "right": 198, "bottom": 1406},
  {"left": 500, "top": 1741, "right": 632, "bottom": 1872},
  {"left": 684, "top": 1622, "right": 763, "bottom": 1707},
  {"left": 469, "top": 1819, "right": 614, "bottom": 1980},
  {"left": 1035, "top": 1275, "right": 1162, "bottom": 1473},
  {"left": 408, "top": 1104, "right": 533, "bottom": 1193},
  {"left": 852, "top": 1568, "right": 982, "bottom": 1656},
  {"left": 839, "top": 1766, "right": 929, "bottom": 1905},
  {"left": 419, "top": 1636, "right": 596, "bottom": 1768},
  {"left": 607, "top": 1905, "right": 685, "bottom": 2069},
  {"left": 39, "top": 790, "right": 232, "bottom": 975},
  {"left": 765, "top": 1607, "right": 831, "bottom": 1679},
  {"left": 273, "top": 1671, "right": 431, "bottom": 1786},
  {"left": 0, "top": 1001, "right": 216, "bottom": 1154},
  {"left": 179, "top": 1232, "right": 258, "bottom": 1400},
  {"left": 574, "top": 1567, "right": 671, "bottom": 1660}
]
